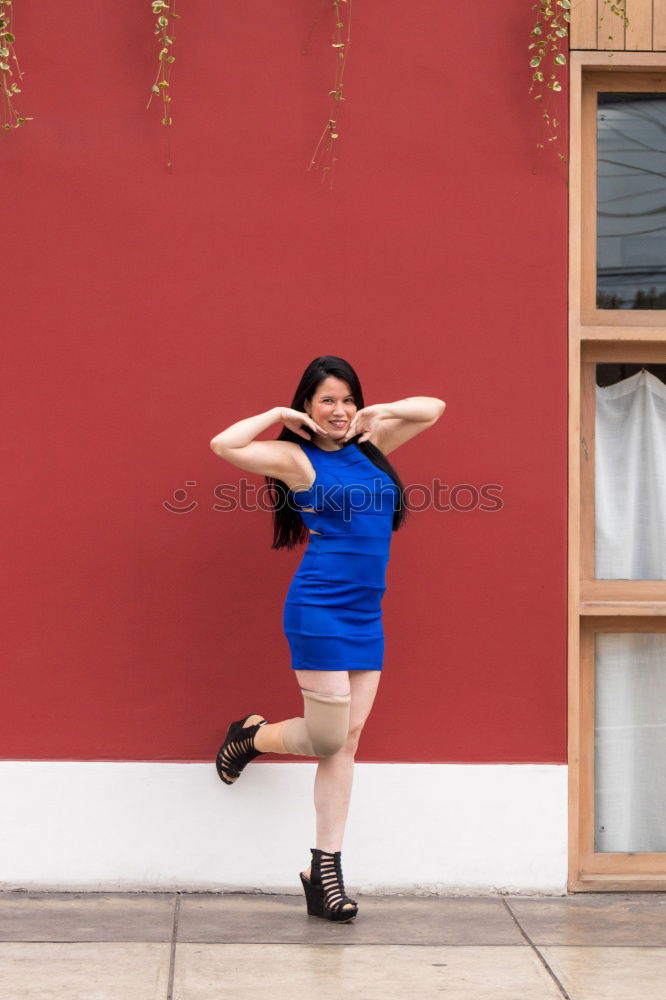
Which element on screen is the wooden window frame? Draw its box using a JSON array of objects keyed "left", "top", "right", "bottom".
[{"left": 569, "top": 52, "right": 666, "bottom": 891}]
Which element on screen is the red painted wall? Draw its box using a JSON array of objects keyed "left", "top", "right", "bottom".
[{"left": 3, "top": 1, "right": 568, "bottom": 762}]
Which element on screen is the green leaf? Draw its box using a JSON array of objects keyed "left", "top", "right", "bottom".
[
  {"left": 5, "top": 32, "right": 14, "bottom": 42},
  {"left": 555, "top": 53, "right": 566, "bottom": 64},
  {"left": 152, "top": 85, "right": 159, "bottom": 94}
]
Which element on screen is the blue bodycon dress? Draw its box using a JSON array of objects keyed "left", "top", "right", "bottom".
[{"left": 283, "top": 439, "right": 400, "bottom": 672}]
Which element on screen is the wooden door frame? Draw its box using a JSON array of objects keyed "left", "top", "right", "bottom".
[{"left": 568, "top": 52, "right": 666, "bottom": 891}]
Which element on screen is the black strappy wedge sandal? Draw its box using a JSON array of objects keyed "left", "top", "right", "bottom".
[
  {"left": 299, "top": 848, "right": 358, "bottom": 922},
  {"left": 215, "top": 715, "right": 269, "bottom": 785}
]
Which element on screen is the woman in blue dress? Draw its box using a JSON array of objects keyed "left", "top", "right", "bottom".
[{"left": 210, "top": 355, "right": 445, "bottom": 922}]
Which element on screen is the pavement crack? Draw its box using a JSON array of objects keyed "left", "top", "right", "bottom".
[
  {"left": 166, "top": 893, "right": 181, "bottom": 1000},
  {"left": 501, "top": 898, "right": 571, "bottom": 999}
]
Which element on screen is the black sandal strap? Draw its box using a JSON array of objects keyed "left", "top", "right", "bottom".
[
  {"left": 216, "top": 718, "right": 268, "bottom": 783},
  {"left": 311, "top": 849, "right": 357, "bottom": 913}
]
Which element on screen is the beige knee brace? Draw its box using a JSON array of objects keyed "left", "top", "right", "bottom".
[{"left": 282, "top": 688, "right": 351, "bottom": 758}]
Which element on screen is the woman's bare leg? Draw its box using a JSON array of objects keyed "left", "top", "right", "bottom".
[
  {"left": 250, "top": 668, "right": 381, "bottom": 859},
  {"left": 252, "top": 668, "right": 352, "bottom": 754},
  {"left": 244, "top": 668, "right": 381, "bottom": 913},
  {"left": 301, "top": 669, "right": 381, "bottom": 873}
]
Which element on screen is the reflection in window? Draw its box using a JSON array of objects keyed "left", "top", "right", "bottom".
[
  {"left": 597, "top": 93, "right": 666, "bottom": 310},
  {"left": 595, "top": 633, "right": 666, "bottom": 853}
]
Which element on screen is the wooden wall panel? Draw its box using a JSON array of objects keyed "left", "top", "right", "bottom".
[
  {"left": 626, "top": 0, "right": 654, "bottom": 50},
  {"left": 571, "top": 0, "right": 666, "bottom": 51},
  {"left": 655, "top": 2, "right": 666, "bottom": 50},
  {"left": 571, "top": 0, "right": 598, "bottom": 49},
  {"left": 597, "top": 0, "right": 626, "bottom": 50}
]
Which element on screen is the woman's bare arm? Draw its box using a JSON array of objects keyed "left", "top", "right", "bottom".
[
  {"left": 375, "top": 397, "right": 446, "bottom": 454},
  {"left": 209, "top": 407, "right": 327, "bottom": 480},
  {"left": 343, "top": 397, "right": 446, "bottom": 455}
]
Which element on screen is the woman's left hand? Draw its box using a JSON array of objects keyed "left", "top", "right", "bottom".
[{"left": 342, "top": 404, "right": 388, "bottom": 443}]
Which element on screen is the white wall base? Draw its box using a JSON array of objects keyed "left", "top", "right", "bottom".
[{"left": 0, "top": 761, "right": 568, "bottom": 895}]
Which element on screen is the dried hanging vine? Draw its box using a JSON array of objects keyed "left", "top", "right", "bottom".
[
  {"left": 308, "top": 0, "right": 351, "bottom": 190},
  {"left": 147, "top": 0, "right": 179, "bottom": 167},
  {"left": 1, "top": 1, "right": 32, "bottom": 131},
  {"left": 529, "top": 0, "right": 629, "bottom": 165}
]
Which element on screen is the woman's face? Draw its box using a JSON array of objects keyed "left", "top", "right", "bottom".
[{"left": 305, "top": 376, "right": 358, "bottom": 443}]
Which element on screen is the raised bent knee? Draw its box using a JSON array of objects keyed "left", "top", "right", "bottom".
[
  {"left": 304, "top": 688, "right": 351, "bottom": 758},
  {"left": 312, "top": 730, "right": 346, "bottom": 757}
]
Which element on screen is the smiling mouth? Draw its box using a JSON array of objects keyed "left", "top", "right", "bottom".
[{"left": 329, "top": 421, "right": 346, "bottom": 427}]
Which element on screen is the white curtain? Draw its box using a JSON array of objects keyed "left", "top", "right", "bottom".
[
  {"left": 594, "top": 370, "right": 666, "bottom": 852},
  {"left": 595, "top": 369, "right": 666, "bottom": 580}
]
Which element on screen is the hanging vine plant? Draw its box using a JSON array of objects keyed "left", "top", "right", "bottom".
[
  {"left": 308, "top": 0, "right": 351, "bottom": 190},
  {"left": 147, "top": 0, "right": 179, "bottom": 167},
  {"left": 529, "top": 0, "right": 629, "bottom": 166},
  {"left": 1, "top": 0, "right": 32, "bottom": 131}
]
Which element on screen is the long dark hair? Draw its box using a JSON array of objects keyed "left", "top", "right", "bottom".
[{"left": 267, "top": 356, "right": 410, "bottom": 550}]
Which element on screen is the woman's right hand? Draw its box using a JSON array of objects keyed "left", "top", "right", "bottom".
[{"left": 276, "top": 406, "right": 329, "bottom": 441}]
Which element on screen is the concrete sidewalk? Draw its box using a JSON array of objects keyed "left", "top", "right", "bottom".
[{"left": 1, "top": 890, "right": 665, "bottom": 999}]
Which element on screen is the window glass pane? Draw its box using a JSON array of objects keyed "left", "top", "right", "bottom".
[
  {"left": 595, "top": 633, "right": 666, "bottom": 853},
  {"left": 597, "top": 93, "right": 666, "bottom": 310},
  {"left": 595, "top": 366, "right": 666, "bottom": 580}
]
